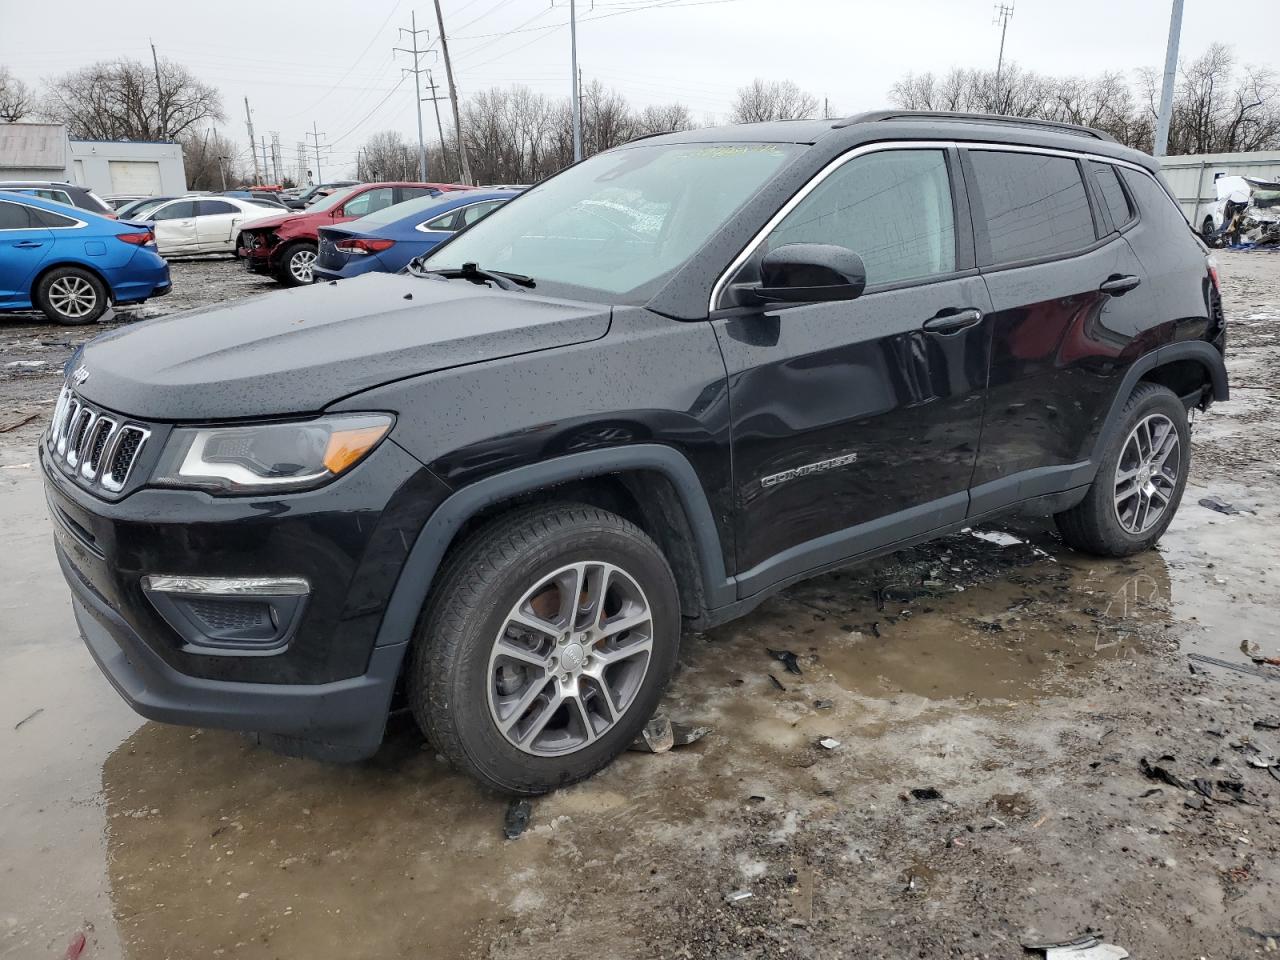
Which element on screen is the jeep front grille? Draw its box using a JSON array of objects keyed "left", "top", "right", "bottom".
[{"left": 47, "top": 385, "right": 150, "bottom": 494}]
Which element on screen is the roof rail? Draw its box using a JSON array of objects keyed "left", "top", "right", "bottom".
[{"left": 836, "top": 110, "right": 1117, "bottom": 143}]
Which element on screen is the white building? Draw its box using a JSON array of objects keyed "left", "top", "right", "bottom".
[
  {"left": 0, "top": 122, "right": 187, "bottom": 197},
  {"left": 1159, "top": 149, "right": 1280, "bottom": 232}
]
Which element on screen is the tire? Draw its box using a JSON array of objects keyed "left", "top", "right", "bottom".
[
  {"left": 276, "top": 241, "right": 317, "bottom": 287},
  {"left": 409, "top": 503, "right": 681, "bottom": 795},
  {"left": 1055, "top": 383, "right": 1190, "bottom": 557},
  {"left": 1202, "top": 216, "right": 1215, "bottom": 239},
  {"left": 34, "top": 266, "right": 109, "bottom": 325}
]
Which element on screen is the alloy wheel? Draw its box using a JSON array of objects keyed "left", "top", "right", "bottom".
[
  {"left": 486, "top": 560, "right": 654, "bottom": 757},
  {"left": 47, "top": 276, "right": 97, "bottom": 319},
  {"left": 1113, "top": 413, "right": 1180, "bottom": 535},
  {"left": 289, "top": 248, "right": 317, "bottom": 284}
]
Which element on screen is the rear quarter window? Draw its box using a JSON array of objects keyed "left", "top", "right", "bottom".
[
  {"left": 1089, "top": 161, "right": 1135, "bottom": 230},
  {"left": 967, "top": 151, "right": 1097, "bottom": 266}
]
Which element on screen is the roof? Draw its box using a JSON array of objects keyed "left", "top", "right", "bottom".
[{"left": 628, "top": 110, "right": 1157, "bottom": 172}]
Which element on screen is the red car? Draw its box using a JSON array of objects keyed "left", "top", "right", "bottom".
[{"left": 236, "top": 182, "right": 471, "bottom": 286}]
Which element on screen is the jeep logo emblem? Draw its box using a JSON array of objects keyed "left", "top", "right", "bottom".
[{"left": 71, "top": 366, "right": 90, "bottom": 386}]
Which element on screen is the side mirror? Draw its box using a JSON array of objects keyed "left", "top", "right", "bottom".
[{"left": 753, "top": 243, "right": 867, "bottom": 303}]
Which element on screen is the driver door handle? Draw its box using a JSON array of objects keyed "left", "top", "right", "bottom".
[
  {"left": 1099, "top": 274, "right": 1141, "bottom": 295},
  {"left": 13, "top": 240, "right": 44, "bottom": 248},
  {"left": 922, "top": 307, "right": 983, "bottom": 334}
]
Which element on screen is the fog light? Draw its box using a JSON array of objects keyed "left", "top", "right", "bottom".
[{"left": 142, "top": 575, "right": 309, "bottom": 653}]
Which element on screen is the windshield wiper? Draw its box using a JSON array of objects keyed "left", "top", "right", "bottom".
[{"left": 417, "top": 261, "right": 535, "bottom": 290}]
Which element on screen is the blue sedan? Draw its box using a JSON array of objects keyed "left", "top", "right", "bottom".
[
  {"left": 0, "top": 191, "right": 170, "bottom": 325},
  {"left": 312, "top": 189, "right": 520, "bottom": 281}
]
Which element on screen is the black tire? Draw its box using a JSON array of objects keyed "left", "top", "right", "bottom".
[
  {"left": 1055, "top": 383, "right": 1190, "bottom": 557},
  {"left": 34, "top": 266, "right": 109, "bottom": 325},
  {"left": 1201, "top": 216, "right": 1215, "bottom": 239},
  {"left": 409, "top": 503, "right": 681, "bottom": 795},
  {"left": 275, "top": 240, "right": 317, "bottom": 287}
]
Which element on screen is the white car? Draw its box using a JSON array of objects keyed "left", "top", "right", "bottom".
[{"left": 147, "top": 196, "right": 283, "bottom": 257}]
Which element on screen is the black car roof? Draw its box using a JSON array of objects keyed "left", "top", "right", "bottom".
[{"left": 632, "top": 110, "right": 1159, "bottom": 173}]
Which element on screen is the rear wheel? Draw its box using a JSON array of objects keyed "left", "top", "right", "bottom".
[
  {"left": 409, "top": 503, "right": 681, "bottom": 795},
  {"left": 276, "top": 241, "right": 317, "bottom": 287},
  {"left": 34, "top": 266, "right": 108, "bottom": 325},
  {"left": 1202, "top": 215, "right": 1215, "bottom": 239},
  {"left": 1055, "top": 383, "right": 1189, "bottom": 557}
]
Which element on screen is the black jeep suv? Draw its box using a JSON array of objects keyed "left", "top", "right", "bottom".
[{"left": 43, "top": 112, "right": 1227, "bottom": 794}]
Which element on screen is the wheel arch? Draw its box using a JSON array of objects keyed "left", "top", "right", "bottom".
[
  {"left": 31, "top": 259, "right": 114, "bottom": 303},
  {"left": 372, "top": 445, "right": 735, "bottom": 653}
]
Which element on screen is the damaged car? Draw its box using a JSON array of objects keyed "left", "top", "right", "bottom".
[
  {"left": 44, "top": 111, "right": 1226, "bottom": 794},
  {"left": 1200, "top": 173, "right": 1280, "bottom": 247}
]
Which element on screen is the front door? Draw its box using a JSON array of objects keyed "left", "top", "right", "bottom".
[
  {"left": 150, "top": 199, "right": 198, "bottom": 256},
  {"left": 0, "top": 199, "right": 53, "bottom": 306},
  {"left": 713, "top": 146, "right": 991, "bottom": 597}
]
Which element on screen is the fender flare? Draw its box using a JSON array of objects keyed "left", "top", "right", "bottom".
[
  {"left": 371, "top": 443, "right": 734, "bottom": 649},
  {"left": 1090, "top": 340, "right": 1228, "bottom": 469}
]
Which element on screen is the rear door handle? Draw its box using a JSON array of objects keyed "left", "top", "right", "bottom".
[
  {"left": 13, "top": 240, "right": 44, "bottom": 248},
  {"left": 1100, "top": 274, "right": 1141, "bottom": 295},
  {"left": 922, "top": 307, "right": 984, "bottom": 334}
]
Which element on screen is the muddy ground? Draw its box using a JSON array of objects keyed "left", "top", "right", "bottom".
[{"left": 2, "top": 252, "right": 1280, "bottom": 960}]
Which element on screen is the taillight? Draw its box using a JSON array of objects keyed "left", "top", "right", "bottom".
[
  {"left": 1207, "top": 258, "right": 1221, "bottom": 293},
  {"left": 335, "top": 237, "right": 395, "bottom": 255},
  {"left": 116, "top": 230, "right": 154, "bottom": 246}
]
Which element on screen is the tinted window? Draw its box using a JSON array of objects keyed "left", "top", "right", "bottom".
[
  {"left": 341, "top": 187, "right": 395, "bottom": 218},
  {"left": 399, "top": 187, "right": 438, "bottom": 201},
  {"left": 764, "top": 149, "right": 955, "bottom": 286},
  {"left": 196, "top": 199, "right": 238, "bottom": 216},
  {"left": 32, "top": 207, "right": 78, "bottom": 228},
  {"left": 1090, "top": 161, "right": 1134, "bottom": 229},
  {"left": 421, "top": 209, "right": 459, "bottom": 232},
  {"left": 461, "top": 199, "right": 505, "bottom": 226},
  {"left": 0, "top": 201, "right": 34, "bottom": 229},
  {"left": 152, "top": 200, "right": 196, "bottom": 221},
  {"left": 968, "top": 151, "right": 1096, "bottom": 265}
]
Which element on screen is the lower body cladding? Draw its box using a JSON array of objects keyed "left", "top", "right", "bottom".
[{"left": 41, "top": 436, "right": 451, "bottom": 761}]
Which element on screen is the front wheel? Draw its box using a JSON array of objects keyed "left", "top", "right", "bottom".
[
  {"left": 1055, "top": 382, "right": 1190, "bottom": 557},
  {"left": 409, "top": 503, "right": 681, "bottom": 795},
  {"left": 1202, "top": 215, "right": 1215, "bottom": 239},
  {"left": 276, "top": 241, "right": 317, "bottom": 287}
]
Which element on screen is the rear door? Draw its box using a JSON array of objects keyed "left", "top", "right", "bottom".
[
  {"left": 714, "top": 146, "right": 992, "bottom": 596},
  {"left": 0, "top": 199, "right": 53, "bottom": 305},
  {"left": 962, "top": 147, "right": 1152, "bottom": 514},
  {"left": 150, "top": 199, "right": 198, "bottom": 256},
  {"left": 194, "top": 199, "right": 244, "bottom": 252}
]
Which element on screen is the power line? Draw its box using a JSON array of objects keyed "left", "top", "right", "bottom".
[
  {"left": 283, "top": 0, "right": 404, "bottom": 119},
  {"left": 329, "top": 73, "right": 410, "bottom": 145},
  {"left": 394, "top": 10, "right": 437, "bottom": 181}
]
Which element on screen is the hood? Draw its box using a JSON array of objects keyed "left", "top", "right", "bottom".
[
  {"left": 239, "top": 210, "right": 299, "bottom": 232},
  {"left": 76, "top": 273, "right": 611, "bottom": 420}
]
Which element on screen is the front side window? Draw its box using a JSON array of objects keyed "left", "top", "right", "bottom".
[
  {"left": 424, "top": 142, "right": 800, "bottom": 302},
  {"left": 761, "top": 148, "right": 956, "bottom": 287},
  {"left": 153, "top": 200, "right": 196, "bottom": 221},
  {"left": 342, "top": 187, "right": 395, "bottom": 218},
  {"left": 968, "top": 151, "right": 1096, "bottom": 265}
]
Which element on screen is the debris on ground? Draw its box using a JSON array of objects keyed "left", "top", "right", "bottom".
[
  {"left": 767, "top": 674, "right": 787, "bottom": 692},
  {"left": 13, "top": 707, "right": 42, "bottom": 730},
  {"left": 63, "top": 930, "right": 86, "bottom": 960},
  {"left": 816, "top": 737, "right": 841, "bottom": 750},
  {"left": 1139, "top": 755, "right": 1189, "bottom": 790},
  {"left": 502, "top": 799, "right": 532, "bottom": 840},
  {"left": 724, "top": 889, "right": 753, "bottom": 903},
  {"left": 813, "top": 699, "right": 833, "bottom": 710},
  {"left": 908, "top": 787, "right": 944, "bottom": 802},
  {"left": 1189, "top": 653, "right": 1280, "bottom": 681},
  {"left": 1199, "top": 495, "right": 1246, "bottom": 515},
  {"left": 766, "top": 647, "right": 803, "bottom": 674},
  {"left": 1023, "top": 933, "right": 1129, "bottom": 959},
  {"left": 627, "top": 714, "right": 711, "bottom": 754},
  {"left": 0, "top": 411, "right": 40, "bottom": 433}
]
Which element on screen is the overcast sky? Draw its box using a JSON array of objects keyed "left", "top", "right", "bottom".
[{"left": 0, "top": 0, "right": 1272, "bottom": 176}]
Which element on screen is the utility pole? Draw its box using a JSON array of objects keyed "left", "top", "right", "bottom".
[
  {"left": 270, "top": 131, "right": 282, "bottom": 185},
  {"left": 395, "top": 10, "right": 433, "bottom": 181},
  {"left": 424, "top": 70, "right": 451, "bottom": 179},
  {"left": 993, "top": 3, "right": 1014, "bottom": 86},
  {"left": 214, "top": 127, "right": 228, "bottom": 191},
  {"left": 571, "top": 0, "right": 582, "bottom": 161},
  {"left": 260, "top": 136, "right": 270, "bottom": 186},
  {"left": 244, "top": 97, "right": 261, "bottom": 185},
  {"left": 432, "top": 0, "right": 472, "bottom": 183},
  {"left": 150, "top": 39, "right": 166, "bottom": 139},
  {"left": 1153, "top": 0, "right": 1184, "bottom": 158},
  {"left": 307, "top": 122, "right": 325, "bottom": 184}
]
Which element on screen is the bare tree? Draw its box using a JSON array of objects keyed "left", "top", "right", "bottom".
[
  {"left": 730, "top": 79, "right": 819, "bottom": 123},
  {"left": 634, "top": 102, "right": 696, "bottom": 136},
  {"left": 180, "top": 128, "right": 240, "bottom": 190},
  {"left": 358, "top": 130, "right": 416, "bottom": 181},
  {"left": 41, "top": 58, "right": 223, "bottom": 141},
  {"left": 0, "top": 67, "right": 35, "bottom": 122}
]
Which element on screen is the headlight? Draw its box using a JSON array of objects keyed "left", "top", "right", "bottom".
[{"left": 152, "top": 413, "right": 393, "bottom": 494}]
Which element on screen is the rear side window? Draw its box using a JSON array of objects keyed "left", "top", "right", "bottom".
[
  {"left": 967, "top": 151, "right": 1096, "bottom": 265},
  {"left": 196, "top": 200, "right": 238, "bottom": 216},
  {"left": 764, "top": 148, "right": 956, "bottom": 286},
  {"left": 32, "top": 207, "right": 78, "bottom": 227},
  {"left": 0, "top": 201, "right": 34, "bottom": 229},
  {"left": 1090, "top": 161, "right": 1134, "bottom": 230}
]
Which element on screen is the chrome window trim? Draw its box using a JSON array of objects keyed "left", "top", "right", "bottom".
[
  {"left": 414, "top": 199, "right": 501, "bottom": 234},
  {"left": 707, "top": 138, "right": 1162, "bottom": 313}
]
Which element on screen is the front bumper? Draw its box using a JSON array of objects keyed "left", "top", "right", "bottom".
[
  {"left": 62, "top": 544, "right": 406, "bottom": 761},
  {"left": 42, "top": 430, "right": 452, "bottom": 760}
]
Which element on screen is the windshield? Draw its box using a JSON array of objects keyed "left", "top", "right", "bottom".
[
  {"left": 307, "top": 186, "right": 361, "bottom": 213},
  {"left": 423, "top": 142, "right": 798, "bottom": 302},
  {"left": 348, "top": 191, "right": 450, "bottom": 230}
]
